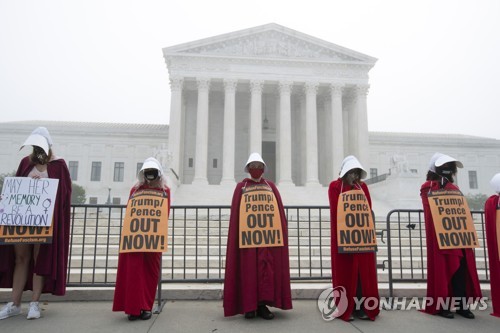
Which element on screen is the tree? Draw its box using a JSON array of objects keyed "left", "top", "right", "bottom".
[
  {"left": 71, "top": 182, "right": 87, "bottom": 204},
  {"left": 465, "top": 193, "right": 488, "bottom": 211},
  {"left": 0, "top": 171, "right": 16, "bottom": 194}
]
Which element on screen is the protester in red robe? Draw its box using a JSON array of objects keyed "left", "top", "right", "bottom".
[
  {"left": 113, "top": 157, "right": 170, "bottom": 321},
  {"left": 328, "top": 155, "right": 380, "bottom": 321},
  {"left": 223, "top": 152, "right": 292, "bottom": 319},
  {"left": 0, "top": 127, "right": 72, "bottom": 320},
  {"left": 485, "top": 173, "right": 500, "bottom": 318},
  {"left": 421, "top": 153, "right": 482, "bottom": 319}
]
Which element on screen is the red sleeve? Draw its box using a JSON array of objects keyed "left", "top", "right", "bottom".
[
  {"left": 360, "top": 182, "right": 372, "bottom": 208},
  {"left": 328, "top": 179, "right": 342, "bottom": 218}
]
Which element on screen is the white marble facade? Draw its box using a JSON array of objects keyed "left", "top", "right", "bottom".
[
  {"left": 162, "top": 23, "right": 376, "bottom": 187},
  {"left": 0, "top": 121, "right": 169, "bottom": 205}
]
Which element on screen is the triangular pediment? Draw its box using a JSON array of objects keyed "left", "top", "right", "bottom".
[{"left": 163, "top": 23, "right": 376, "bottom": 64}]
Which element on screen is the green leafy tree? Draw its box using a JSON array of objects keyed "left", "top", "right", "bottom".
[
  {"left": 465, "top": 193, "right": 488, "bottom": 211},
  {"left": 71, "top": 182, "right": 87, "bottom": 204},
  {"left": 0, "top": 171, "right": 16, "bottom": 194}
]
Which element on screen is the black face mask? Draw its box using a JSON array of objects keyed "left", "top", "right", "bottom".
[
  {"left": 436, "top": 163, "right": 457, "bottom": 181},
  {"left": 439, "top": 168, "right": 454, "bottom": 176},
  {"left": 144, "top": 169, "right": 159, "bottom": 181}
]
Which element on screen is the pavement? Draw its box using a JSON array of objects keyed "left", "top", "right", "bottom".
[{"left": 0, "top": 299, "right": 499, "bottom": 333}]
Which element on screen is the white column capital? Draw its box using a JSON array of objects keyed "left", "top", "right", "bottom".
[
  {"left": 330, "top": 83, "right": 344, "bottom": 96},
  {"left": 355, "top": 84, "right": 370, "bottom": 96},
  {"left": 196, "top": 78, "right": 211, "bottom": 91},
  {"left": 304, "top": 81, "right": 319, "bottom": 94},
  {"left": 278, "top": 81, "right": 293, "bottom": 94},
  {"left": 223, "top": 79, "right": 238, "bottom": 92},
  {"left": 250, "top": 80, "right": 264, "bottom": 94},
  {"left": 169, "top": 77, "right": 183, "bottom": 91}
]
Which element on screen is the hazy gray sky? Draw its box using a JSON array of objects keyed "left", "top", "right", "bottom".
[{"left": 1, "top": 0, "right": 499, "bottom": 139}]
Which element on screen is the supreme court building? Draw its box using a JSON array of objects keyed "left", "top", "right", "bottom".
[
  {"left": 160, "top": 23, "right": 500, "bottom": 209},
  {"left": 163, "top": 23, "right": 376, "bottom": 188}
]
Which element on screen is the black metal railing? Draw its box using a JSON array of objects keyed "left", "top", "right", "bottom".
[
  {"left": 68, "top": 205, "right": 491, "bottom": 302},
  {"left": 67, "top": 205, "right": 346, "bottom": 286},
  {"left": 364, "top": 173, "right": 389, "bottom": 185},
  {"left": 386, "top": 209, "right": 490, "bottom": 298}
]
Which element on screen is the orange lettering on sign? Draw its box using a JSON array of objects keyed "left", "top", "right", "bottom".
[
  {"left": 239, "top": 184, "right": 283, "bottom": 249},
  {"left": 119, "top": 189, "right": 169, "bottom": 253},
  {"left": 427, "top": 190, "right": 479, "bottom": 249},
  {"left": 336, "top": 189, "right": 377, "bottom": 253}
]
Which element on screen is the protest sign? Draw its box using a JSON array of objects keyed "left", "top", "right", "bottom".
[
  {"left": 119, "top": 189, "right": 169, "bottom": 253},
  {"left": 0, "top": 224, "right": 53, "bottom": 244},
  {"left": 428, "top": 190, "right": 479, "bottom": 249},
  {"left": 239, "top": 184, "right": 283, "bottom": 249},
  {"left": 336, "top": 189, "right": 377, "bottom": 253},
  {"left": 0, "top": 177, "right": 58, "bottom": 244}
]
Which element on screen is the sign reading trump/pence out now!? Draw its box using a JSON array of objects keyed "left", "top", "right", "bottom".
[
  {"left": 428, "top": 190, "right": 479, "bottom": 249},
  {"left": 0, "top": 177, "right": 59, "bottom": 244},
  {"left": 336, "top": 189, "right": 377, "bottom": 253},
  {"left": 239, "top": 184, "right": 283, "bottom": 249},
  {"left": 119, "top": 189, "right": 169, "bottom": 253}
]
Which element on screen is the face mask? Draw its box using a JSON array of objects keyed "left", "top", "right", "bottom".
[
  {"left": 249, "top": 168, "right": 264, "bottom": 180},
  {"left": 345, "top": 170, "right": 360, "bottom": 185},
  {"left": 437, "top": 163, "right": 457, "bottom": 177},
  {"left": 439, "top": 168, "right": 454, "bottom": 175},
  {"left": 144, "top": 169, "right": 159, "bottom": 181}
]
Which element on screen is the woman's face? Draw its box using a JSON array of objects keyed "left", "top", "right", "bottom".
[
  {"left": 437, "top": 162, "right": 457, "bottom": 179},
  {"left": 248, "top": 162, "right": 264, "bottom": 170},
  {"left": 247, "top": 162, "right": 264, "bottom": 180},
  {"left": 32, "top": 146, "right": 49, "bottom": 165},
  {"left": 143, "top": 168, "right": 160, "bottom": 182},
  {"left": 344, "top": 169, "right": 361, "bottom": 185}
]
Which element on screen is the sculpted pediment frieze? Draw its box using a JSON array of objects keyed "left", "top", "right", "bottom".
[{"left": 177, "top": 30, "right": 363, "bottom": 62}]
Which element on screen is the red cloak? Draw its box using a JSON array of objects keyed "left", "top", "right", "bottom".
[
  {"left": 420, "top": 180, "right": 482, "bottom": 314},
  {"left": 485, "top": 194, "right": 500, "bottom": 317},
  {"left": 0, "top": 156, "right": 72, "bottom": 296},
  {"left": 223, "top": 178, "right": 292, "bottom": 317},
  {"left": 112, "top": 185, "right": 170, "bottom": 316},
  {"left": 328, "top": 179, "right": 380, "bottom": 321}
]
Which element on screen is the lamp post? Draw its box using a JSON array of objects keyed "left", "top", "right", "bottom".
[{"left": 106, "top": 188, "right": 111, "bottom": 205}]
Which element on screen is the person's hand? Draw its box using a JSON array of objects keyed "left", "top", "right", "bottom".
[{"left": 31, "top": 175, "right": 41, "bottom": 179}]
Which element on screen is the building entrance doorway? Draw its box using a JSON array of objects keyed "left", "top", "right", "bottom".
[{"left": 262, "top": 141, "right": 276, "bottom": 182}]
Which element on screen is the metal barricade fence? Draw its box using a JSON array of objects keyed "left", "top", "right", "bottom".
[
  {"left": 68, "top": 205, "right": 490, "bottom": 302},
  {"left": 386, "top": 209, "right": 490, "bottom": 298},
  {"left": 67, "top": 205, "right": 341, "bottom": 287}
]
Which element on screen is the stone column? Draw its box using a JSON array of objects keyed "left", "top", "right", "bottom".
[
  {"left": 304, "top": 82, "right": 320, "bottom": 186},
  {"left": 278, "top": 81, "right": 293, "bottom": 185},
  {"left": 221, "top": 79, "right": 237, "bottom": 185},
  {"left": 249, "top": 80, "right": 263, "bottom": 155},
  {"left": 355, "top": 84, "right": 370, "bottom": 167},
  {"left": 168, "top": 76, "right": 183, "bottom": 181},
  {"left": 331, "top": 84, "right": 344, "bottom": 179},
  {"left": 192, "top": 78, "right": 210, "bottom": 185}
]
